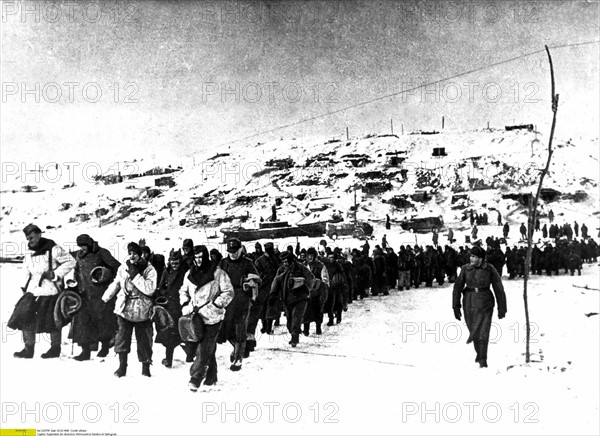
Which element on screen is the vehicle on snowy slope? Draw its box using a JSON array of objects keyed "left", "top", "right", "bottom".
[
  {"left": 326, "top": 221, "right": 374, "bottom": 240},
  {"left": 400, "top": 216, "right": 444, "bottom": 233},
  {"left": 221, "top": 220, "right": 335, "bottom": 242}
]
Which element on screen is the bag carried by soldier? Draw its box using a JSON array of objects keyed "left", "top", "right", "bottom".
[
  {"left": 178, "top": 284, "right": 224, "bottom": 342},
  {"left": 121, "top": 291, "right": 154, "bottom": 322},
  {"left": 178, "top": 312, "right": 204, "bottom": 342},
  {"left": 151, "top": 301, "right": 175, "bottom": 332}
]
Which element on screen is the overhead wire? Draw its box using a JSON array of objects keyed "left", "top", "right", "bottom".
[{"left": 209, "top": 40, "right": 599, "bottom": 150}]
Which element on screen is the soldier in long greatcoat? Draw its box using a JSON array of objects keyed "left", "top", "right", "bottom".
[
  {"left": 452, "top": 246, "right": 507, "bottom": 368},
  {"left": 155, "top": 249, "right": 189, "bottom": 367},
  {"left": 71, "top": 234, "right": 121, "bottom": 361}
]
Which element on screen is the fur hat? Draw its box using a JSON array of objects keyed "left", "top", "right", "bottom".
[
  {"left": 76, "top": 234, "right": 94, "bottom": 247},
  {"left": 169, "top": 249, "right": 182, "bottom": 261},
  {"left": 23, "top": 223, "right": 42, "bottom": 236},
  {"left": 127, "top": 242, "right": 143, "bottom": 256},
  {"left": 280, "top": 251, "right": 295, "bottom": 262},
  {"left": 306, "top": 247, "right": 318, "bottom": 258},
  {"left": 470, "top": 245, "right": 486, "bottom": 259}
]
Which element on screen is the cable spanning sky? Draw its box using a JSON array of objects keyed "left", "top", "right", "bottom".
[{"left": 1, "top": 0, "right": 598, "bottom": 167}]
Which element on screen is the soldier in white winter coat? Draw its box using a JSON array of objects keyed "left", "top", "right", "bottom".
[
  {"left": 13, "top": 224, "right": 76, "bottom": 359},
  {"left": 179, "top": 245, "right": 234, "bottom": 391},
  {"left": 102, "top": 242, "right": 157, "bottom": 378}
]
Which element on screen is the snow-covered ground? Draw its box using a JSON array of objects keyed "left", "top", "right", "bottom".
[{"left": 1, "top": 258, "right": 598, "bottom": 436}]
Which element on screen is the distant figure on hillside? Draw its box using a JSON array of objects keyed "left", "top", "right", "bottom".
[
  {"left": 471, "top": 225, "right": 478, "bottom": 241},
  {"left": 497, "top": 212, "right": 502, "bottom": 226},
  {"left": 542, "top": 224, "right": 548, "bottom": 239},
  {"left": 271, "top": 205, "right": 277, "bottom": 221},
  {"left": 581, "top": 223, "right": 588, "bottom": 239},
  {"left": 382, "top": 234, "right": 388, "bottom": 249},
  {"left": 432, "top": 229, "right": 439, "bottom": 248},
  {"left": 385, "top": 214, "right": 391, "bottom": 230},
  {"left": 520, "top": 223, "right": 527, "bottom": 240},
  {"left": 503, "top": 223, "right": 509, "bottom": 239},
  {"left": 574, "top": 221, "right": 579, "bottom": 238},
  {"left": 447, "top": 228, "right": 454, "bottom": 243},
  {"left": 535, "top": 218, "right": 540, "bottom": 232},
  {"left": 169, "top": 206, "right": 173, "bottom": 218},
  {"left": 548, "top": 209, "right": 554, "bottom": 223}
]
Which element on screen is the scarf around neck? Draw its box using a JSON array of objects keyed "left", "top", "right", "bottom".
[
  {"left": 29, "top": 238, "right": 56, "bottom": 257},
  {"left": 188, "top": 261, "right": 217, "bottom": 289}
]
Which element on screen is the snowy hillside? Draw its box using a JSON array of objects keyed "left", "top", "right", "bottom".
[{"left": 1, "top": 128, "right": 598, "bottom": 258}]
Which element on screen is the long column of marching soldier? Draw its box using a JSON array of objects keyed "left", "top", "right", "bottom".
[{"left": 10, "top": 220, "right": 600, "bottom": 390}]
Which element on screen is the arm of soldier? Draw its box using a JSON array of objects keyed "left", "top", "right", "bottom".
[
  {"left": 301, "top": 264, "right": 316, "bottom": 291},
  {"left": 340, "top": 267, "right": 349, "bottom": 289},
  {"left": 213, "top": 267, "right": 234, "bottom": 309},
  {"left": 131, "top": 265, "right": 157, "bottom": 297},
  {"left": 100, "top": 248, "right": 121, "bottom": 274},
  {"left": 255, "top": 258, "right": 272, "bottom": 288},
  {"left": 452, "top": 266, "right": 466, "bottom": 320},
  {"left": 320, "top": 264, "right": 330, "bottom": 286},
  {"left": 102, "top": 267, "right": 123, "bottom": 302},
  {"left": 489, "top": 264, "right": 507, "bottom": 318},
  {"left": 74, "top": 255, "right": 80, "bottom": 278},
  {"left": 179, "top": 272, "right": 193, "bottom": 315},
  {"left": 52, "top": 244, "right": 77, "bottom": 282},
  {"left": 247, "top": 259, "right": 259, "bottom": 277},
  {"left": 157, "top": 268, "right": 169, "bottom": 293},
  {"left": 254, "top": 257, "right": 264, "bottom": 276},
  {"left": 22, "top": 258, "right": 32, "bottom": 292},
  {"left": 269, "top": 273, "right": 283, "bottom": 300}
]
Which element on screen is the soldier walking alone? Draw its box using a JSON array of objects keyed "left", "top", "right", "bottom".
[{"left": 452, "top": 246, "right": 507, "bottom": 368}]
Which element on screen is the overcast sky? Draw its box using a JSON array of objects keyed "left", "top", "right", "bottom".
[{"left": 1, "top": 0, "right": 598, "bottom": 167}]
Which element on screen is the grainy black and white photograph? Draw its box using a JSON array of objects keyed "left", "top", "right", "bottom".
[{"left": 1, "top": 1, "right": 599, "bottom": 435}]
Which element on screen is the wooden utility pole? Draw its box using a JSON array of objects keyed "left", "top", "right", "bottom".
[
  {"left": 523, "top": 45, "right": 559, "bottom": 363},
  {"left": 442, "top": 116, "right": 445, "bottom": 130},
  {"left": 353, "top": 186, "right": 357, "bottom": 226},
  {"left": 346, "top": 126, "right": 349, "bottom": 141},
  {"left": 391, "top": 118, "right": 394, "bottom": 135}
]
